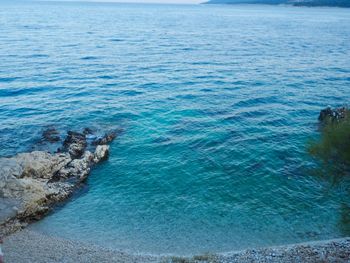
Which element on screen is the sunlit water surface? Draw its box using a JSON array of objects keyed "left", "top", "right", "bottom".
[{"left": 1, "top": 1, "right": 350, "bottom": 255}]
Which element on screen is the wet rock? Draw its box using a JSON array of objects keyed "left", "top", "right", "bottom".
[
  {"left": 58, "top": 151, "right": 94, "bottom": 181},
  {"left": 0, "top": 128, "right": 116, "bottom": 236},
  {"left": 42, "top": 128, "right": 60, "bottom": 143},
  {"left": 63, "top": 131, "right": 87, "bottom": 159},
  {"left": 319, "top": 107, "right": 348, "bottom": 122},
  {"left": 94, "top": 145, "right": 110, "bottom": 163},
  {"left": 64, "top": 131, "right": 86, "bottom": 147},
  {"left": 0, "top": 150, "right": 87, "bottom": 235},
  {"left": 67, "top": 143, "right": 85, "bottom": 159},
  {"left": 92, "top": 131, "right": 116, "bottom": 145},
  {"left": 83, "top": 127, "right": 94, "bottom": 135}
]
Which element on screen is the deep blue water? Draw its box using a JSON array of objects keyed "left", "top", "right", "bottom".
[{"left": 1, "top": 1, "right": 350, "bottom": 255}]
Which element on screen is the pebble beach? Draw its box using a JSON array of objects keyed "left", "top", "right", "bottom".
[{"left": 3, "top": 230, "right": 350, "bottom": 263}]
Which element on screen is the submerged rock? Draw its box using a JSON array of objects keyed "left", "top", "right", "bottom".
[
  {"left": 83, "top": 127, "right": 94, "bottom": 135},
  {"left": 92, "top": 131, "right": 117, "bottom": 145},
  {"left": 42, "top": 128, "right": 60, "bottom": 143},
  {"left": 0, "top": 128, "right": 116, "bottom": 236}
]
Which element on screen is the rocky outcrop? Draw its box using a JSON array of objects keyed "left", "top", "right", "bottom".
[
  {"left": 0, "top": 129, "right": 115, "bottom": 236},
  {"left": 318, "top": 107, "right": 349, "bottom": 123},
  {"left": 92, "top": 132, "right": 117, "bottom": 146},
  {"left": 63, "top": 131, "right": 87, "bottom": 159}
]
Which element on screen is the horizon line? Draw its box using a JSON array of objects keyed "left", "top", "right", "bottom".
[{"left": 18, "top": 0, "right": 205, "bottom": 5}]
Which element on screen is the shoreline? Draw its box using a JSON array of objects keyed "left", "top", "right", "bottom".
[{"left": 3, "top": 229, "right": 350, "bottom": 263}]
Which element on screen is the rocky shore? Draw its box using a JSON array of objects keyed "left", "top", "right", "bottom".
[{"left": 0, "top": 128, "right": 116, "bottom": 236}]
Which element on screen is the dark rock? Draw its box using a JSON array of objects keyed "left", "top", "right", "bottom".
[
  {"left": 63, "top": 131, "right": 86, "bottom": 146},
  {"left": 42, "top": 128, "right": 60, "bottom": 143},
  {"left": 48, "top": 170, "right": 62, "bottom": 183},
  {"left": 83, "top": 127, "right": 94, "bottom": 135},
  {"left": 92, "top": 131, "right": 117, "bottom": 145},
  {"left": 68, "top": 143, "right": 85, "bottom": 159},
  {"left": 318, "top": 107, "right": 348, "bottom": 122},
  {"left": 63, "top": 131, "right": 87, "bottom": 159}
]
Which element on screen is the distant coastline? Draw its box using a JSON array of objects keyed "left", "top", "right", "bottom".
[{"left": 204, "top": 0, "right": 350, "bottom": 8}]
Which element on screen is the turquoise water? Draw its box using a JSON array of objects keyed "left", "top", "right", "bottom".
[{"left": 1, "top": 1, "right": 350, "bottom": 255}]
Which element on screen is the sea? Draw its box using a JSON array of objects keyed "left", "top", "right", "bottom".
[{"left": 1, "top": 0, "right": 350, "bottom": 255}]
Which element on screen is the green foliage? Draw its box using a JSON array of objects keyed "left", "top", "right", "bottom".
[{"left": 309, "top": 110, "right": 350, "bottom": 167}]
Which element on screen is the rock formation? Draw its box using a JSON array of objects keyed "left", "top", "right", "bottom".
[{"left": 0, "top": 129, "right": 116, "bottom": 236}]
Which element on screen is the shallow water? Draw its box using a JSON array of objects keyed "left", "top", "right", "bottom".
[{"left": 1, "top": 1, "right": 350, "bottom": 255}]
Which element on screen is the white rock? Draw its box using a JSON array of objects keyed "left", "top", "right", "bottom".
[{"left": 94, "top": 145, "right": 110, "bottom": 163}]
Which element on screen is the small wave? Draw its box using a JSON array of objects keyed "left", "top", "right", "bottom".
[
  {"left": 175, "top": 94, "right": 197, "bottom": 100},
  {"left": 200, "top": 88, "right": 213, "bottom": 92},
  {"left": 81, "top": 56, "right": 99, "bottom": 60},
  {"left": 26, "top": 54, "right": 49, "bottom": 58},
  {"left": 0, "top": 86, "right": 50, "bottom": 97},
  {"left": 153, "top": 136, "right": 171, "bottom": 144},
  {"left": 98, "top": 75, "right": 114, "bottom": 80},
  {"left": 232, "top": 96, "right": 279, "bottom": 108},
  {"left": 0, "top": 77, "right": 20, "bottom": 82},
  {"left": 119, "top": 90, "right": 143, "bottom": 96},
  {"left": 109, "top": 38, "right": 123, "bottom": 42}
]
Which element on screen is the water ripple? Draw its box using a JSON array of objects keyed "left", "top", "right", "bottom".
[{"left": 1, "top": 1, "right": 350, "bottom": 255}]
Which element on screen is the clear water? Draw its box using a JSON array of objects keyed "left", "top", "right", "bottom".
[{"left": 1, "top": 1, "right": 350, "bottom": 255}]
